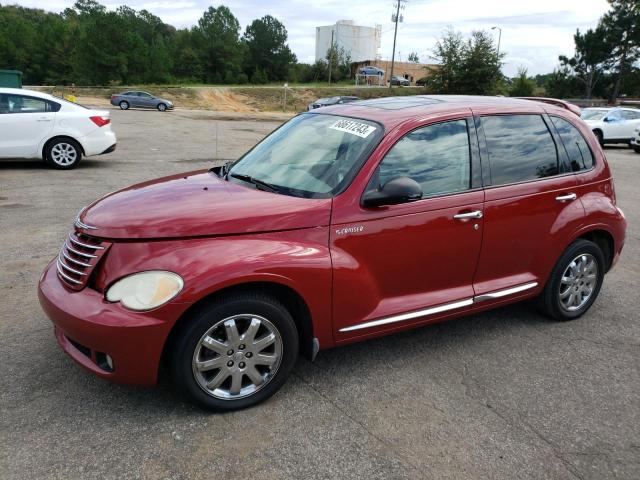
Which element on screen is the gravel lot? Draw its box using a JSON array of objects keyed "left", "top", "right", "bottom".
[{"left": 1, "top": 108, "right": 638, "bottom": 480}]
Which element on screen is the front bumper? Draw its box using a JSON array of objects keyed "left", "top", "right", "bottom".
[
  {"left": 631, "top": 136, "right": 639, "bottom": 147},
  {"left": 38, "top": 260, "right": 185, "bottom": 385}
]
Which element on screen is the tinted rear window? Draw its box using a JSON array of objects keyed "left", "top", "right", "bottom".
[
  {"left": 482, "top": 115, "right": 558, "bottom": 185},
  {"left": 550, "top": 116, "right": 594, "bottom": 172}
]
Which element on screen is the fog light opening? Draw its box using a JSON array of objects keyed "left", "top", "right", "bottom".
[{"left": 96, "top": 352, "right": 115, "bottom": 372}]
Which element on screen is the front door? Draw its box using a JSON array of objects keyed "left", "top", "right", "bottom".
[
  {"left": 0, "top": 93, "right": 56, "bottom": 158},
  {"left": 331, "top": 116, "right": 484, "bottom": 339}
]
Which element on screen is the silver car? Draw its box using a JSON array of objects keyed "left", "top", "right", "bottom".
[{"left": 110, "top": 91, "right": 174, "bottom": 112}]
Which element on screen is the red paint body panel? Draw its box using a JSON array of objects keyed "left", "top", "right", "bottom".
[
  {"left": 38, "top": 95, "right": 627, "bottom": 386},
  {"left": 80, "top": 170, "right": 332, "bottom": 239}
]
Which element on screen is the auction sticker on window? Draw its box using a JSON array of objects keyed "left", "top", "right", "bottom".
[{"left": 329, "top": 119, "right": 377, "bottom": 138}]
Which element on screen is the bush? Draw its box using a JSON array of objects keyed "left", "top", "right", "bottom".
[
  {"left": 251, "top": 67, "right": 268, "bottom": 84},
  {"left": 237, "top": 73, "right": 249, "bottom": 84}
]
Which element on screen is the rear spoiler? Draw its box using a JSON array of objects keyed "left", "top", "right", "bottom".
[{"left": 516, "top": 97, "right": 581, "bottom": 116}]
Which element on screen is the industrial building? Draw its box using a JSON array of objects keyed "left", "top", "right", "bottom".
[{"left": 315, "top": 20, "right": 381, "bottom": 63}]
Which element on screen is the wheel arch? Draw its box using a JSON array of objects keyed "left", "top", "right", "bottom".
[
  {"left": 160, "top": 280, "right": 316, "bottom": 374},
  {"left": 41, "top": 135, "right": 85, "bottom": 158},
  {"left": 575, "top": 228, "right": 614, "bottom": 272}
]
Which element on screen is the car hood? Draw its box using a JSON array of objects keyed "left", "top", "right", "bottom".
[{"left": 78, "top": 170, "right": 332, "bottom": 240}]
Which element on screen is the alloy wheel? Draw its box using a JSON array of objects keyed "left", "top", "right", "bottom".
[
  {"left": 192, "top": 314, "right": 283, "bottom": 400},
  {"left": 50, "top": 142, "right": 78, "bottom": 167},
  {"left": 559, "top": 253, "right": 598, "bottom": 312}
]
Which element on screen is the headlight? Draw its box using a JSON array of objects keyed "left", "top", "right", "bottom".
[
  {"left": 106, "top": 271, "right": 184, "bottom": 311},
  {"left": 635, "top": 125, "right": 640, "bottom": 132}
]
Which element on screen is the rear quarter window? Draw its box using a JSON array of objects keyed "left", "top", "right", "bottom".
[
  {"left": 481, "top": 114, "right": 559, "bottom": 185},
  {"left": 550, "top": 116, "right": 594, "bottom": 172}
]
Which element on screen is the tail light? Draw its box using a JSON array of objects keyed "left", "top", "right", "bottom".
[{"left": 90, "top": 116, "right": 110, "bottom": 127}]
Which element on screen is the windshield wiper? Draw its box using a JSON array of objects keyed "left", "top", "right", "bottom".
[{"left": 229, "top": 172, "right": 281, "bottom": 193}]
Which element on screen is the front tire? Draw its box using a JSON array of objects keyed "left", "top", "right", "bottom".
[
  {"left": 157, "top": 103, "right": 167, "bottom": 112},
  {"left": 633, "top": 146, "right": 640, "bottom": 153},
  {"left": 538, "top": 239, "right": 605, "bottom": 321},
  {"left": 170, "top": 293, "right": 299, "bottom": 410},
  {"left": 44, "top": 138, "right": 82, "bottom": 169}
]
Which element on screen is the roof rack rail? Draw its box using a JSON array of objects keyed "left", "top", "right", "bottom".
[{"left": 516, "top": 97, "right": 581, "bottom": 116}]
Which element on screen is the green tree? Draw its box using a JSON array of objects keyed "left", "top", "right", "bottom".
[
  {"left": 559, "top": 26, "right": 610, "bottom": 99},
  {"left": 325, "top": 44, "right": 351, "bottom": 83},
  {"left": 242, "top": 15, "right": 296, "bottom": 82},
  {"left": 424, "top": 28, "right": 503, "bottom": 94},
  {"left": 509, "top": 67, "right": 536, "bottom": 96},
  {"left": 600, "top": 0, "right": 640, "bottom": 100},
  {"left": 544, "top": 66, "right": 583, "bottom": 98},
  {"left": 194, "top": 5, "right": 244, "bottom": 83}
]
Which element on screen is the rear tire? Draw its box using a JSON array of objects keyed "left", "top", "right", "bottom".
[
  {"left": 119, "top": 101, "right": 129, "bottom": 110},
  {"left": 44, "top": 138, "right": 82, "bottom": 170},
  {"left": 593, "top": 130, "right": 604, "bottom": 147},
  {"left": 537, "top": 239, "right": 605, "bottom": 321},
  {"left": 170, "top": 293, "right": 299, "bottom": 411}
]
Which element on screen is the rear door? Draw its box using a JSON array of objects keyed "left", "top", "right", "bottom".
[
  {"left": 472, "top": 112, "right": 582, "bottom": 298},
  {"left": 331, "top": 115, "right": 485, "bottom": 338},
  {"left": 620, "top": 110, "right": 640, "bottom": 139},
  {"left": 0, "top": 94, "right": 56, "bottom": 158}
]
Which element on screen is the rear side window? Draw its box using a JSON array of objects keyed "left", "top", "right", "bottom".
[
  {"left": 0, "top": 94, "right": 56, "bottom": 114},
  {"left": 550, "top": 116, "right": 594, "bottom": 172},
  {"left": 481, "top": 115, "right": 558, "bottom": 185},
  {"left": 378, "top": 119, "right": 471, "bottom": 197}
]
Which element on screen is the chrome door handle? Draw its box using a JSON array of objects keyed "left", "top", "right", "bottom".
[
  {"left": 555, "top": 193, "right": 577, "bottom": 202},
  {"left": 454, "top": 210, "right": 483, "bottom": 220}
]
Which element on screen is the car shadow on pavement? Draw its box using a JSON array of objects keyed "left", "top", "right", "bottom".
[{"left": 0, "top": 158, "right": 114, "bottom": 170}]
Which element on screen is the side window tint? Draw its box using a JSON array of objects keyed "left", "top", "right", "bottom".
[
  {"left": 550, "top": 116, "right": 594, "bottom": 172},
  {"left": 378, "top": 119, "right": 471, "bottom": 197},
  {"left": 0, "top": 94, "right": 9, "bottom": 114},
  {"left": 482, "top": 115, "right": 558, "bottom": 185},
  {"left": 0, "top": 95, "right": 48, "bottom": 114}
]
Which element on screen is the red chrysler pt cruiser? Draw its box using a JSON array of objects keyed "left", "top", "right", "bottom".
[{"left": 39, "top": 96, "right": 626, "bottom": 410}]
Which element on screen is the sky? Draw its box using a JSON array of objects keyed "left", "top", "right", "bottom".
[{"left": 11, "top": 0, "right": 611, "bottom": 76}]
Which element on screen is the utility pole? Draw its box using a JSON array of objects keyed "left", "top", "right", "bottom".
[
  {"left": 389, "top": 0, "right": 405, "bottom": 89},
  {"left": 491, "top": 26, "right": 502, "bottom": 57},
  {"left": 328, "top": 29, "right": 334, "bottom": 85}
]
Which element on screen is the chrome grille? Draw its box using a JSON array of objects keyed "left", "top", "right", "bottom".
[{"left": 56, "top": 231, "right": 110, "bottom": 290}]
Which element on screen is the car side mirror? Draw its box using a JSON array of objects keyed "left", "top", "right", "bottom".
[
  {"left": 361, "top": 176, "right": 423, "bottom": 208},
  {"left": 603, "top": 117, "right": 610, "bottom": 123}
]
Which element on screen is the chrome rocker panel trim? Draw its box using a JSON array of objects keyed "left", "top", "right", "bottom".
[{"left": 339, "top": 282, "right": 538, "bottom": 333}]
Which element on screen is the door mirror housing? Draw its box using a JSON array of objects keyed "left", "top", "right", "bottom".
[{"left": 361, "top": 176, "right": 423, "bottom": 208}]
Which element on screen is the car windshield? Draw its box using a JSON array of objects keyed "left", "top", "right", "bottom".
[
  {"left": 581, "top": 109, "right": 609, "bottom": 120},
  {"left": 227, "top": 113, "right": 382, "bottom": 198}
]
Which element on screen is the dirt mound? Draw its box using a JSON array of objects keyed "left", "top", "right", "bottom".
[{"left": 198, "top": 88, "right": 255, "bottom": 112}]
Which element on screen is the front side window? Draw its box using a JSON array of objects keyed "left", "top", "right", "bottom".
[
  {"left": 606, "top": 110, "right": 623, "bottom": 122},
  {"left": 581, "top": 109, "right": 608, "bottom": 121},
  {"left": 376, "top": 119, "right": 471, "bottom": 197},
  {"left": 550, "top": 116, "right": 594, "bottom": 172},
  {"left": 228, "top": 114, "right": 382, "bottom": 198},
  {"left": 482, "top": 115, "right": 558, "bottom": 185},
  {"left": 622, "top": 110, "right": 640, "bottom": 120},
  {"left": 0, "top": 94, "right": 50, "bottom": 114}
]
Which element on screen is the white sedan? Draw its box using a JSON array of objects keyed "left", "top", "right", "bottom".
[
  {"left": 581, "top": 107, "right": 640, "bottom": 147},
  {"left": 0, "top": 87, "right": 116, "bottom": 169}
]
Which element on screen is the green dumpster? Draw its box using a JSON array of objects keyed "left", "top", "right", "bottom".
[{"left": 0, "top": 70, "right": 23, "bottom": 88}]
